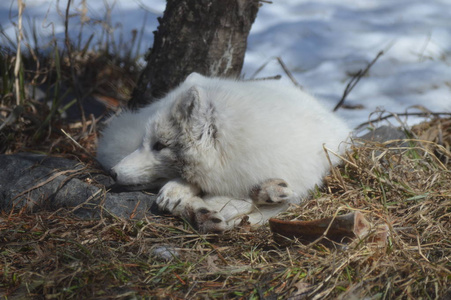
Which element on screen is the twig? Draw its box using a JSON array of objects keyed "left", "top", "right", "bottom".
[
  {"left": 14, "top": 0, "right": 25, "bottom": 105},
  {"left": 9, "top": 168, "right": 83, "bottom": 206},
  {"left": 333, "top": 51, "right": 384, "bottom": 112},
  {"left": 60, "top": 128, "right": 97, "bottom": 161},
  {"left": 355, "top": 111, "right": 451, "bottom": 130},
  {"left": 64, "top": 0, "right": 86, "bottom": 127},
  {"left": 249, "top": 57, "right": 273, "bottom": 79},
  {"left": 276, "top": 57, "right": 303, "bottom": 89},
  {"left": 249, "top": 56, "right": 303, "bottom": 89},
  {"left": 245, "top": 75, "right": 281, "bottom": 81},
  {"left": 323, "top": 145, "right": 347, "bottom": 192},
  {"left": 69, "top": 188, "right": 104, "bottom": 213}
]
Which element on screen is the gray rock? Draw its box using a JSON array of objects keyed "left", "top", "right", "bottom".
[
  {"left": 357, "top": 125, "right": 409, "bottom": 144},
  {"left": 0, "top": 153, "right": 156, "bottom": 219},
  {"left": 151, "top": 245, "right": 180, "bottom": 261}
]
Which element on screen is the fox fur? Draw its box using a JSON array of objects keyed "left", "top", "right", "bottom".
[{"left": 97, "top": 73, "right": 350, "bottom": 232}]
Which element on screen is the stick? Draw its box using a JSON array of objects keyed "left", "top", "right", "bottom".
[
  {"left": 14, "top": 0, "right": 25, "bottom": 105},
  {"left": 276, "top": 57, "right": 303, "bottom": 89},
  {"left": 355, "top": 111, "right": 451, "bottom": 130},
  {"left": 333, "top": 51, "right": 384, "bottom": 112},
  {"left": 249, "top": 56, "right": 303, "bottom": 89}
]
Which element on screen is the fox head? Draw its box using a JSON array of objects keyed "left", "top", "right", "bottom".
[{"left": 111, "top": 77, "right": 219, "bottom": 190}]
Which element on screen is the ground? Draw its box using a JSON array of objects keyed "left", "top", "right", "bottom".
[{"left": 1, "top": 116, "right": 450, "bottom": 299}]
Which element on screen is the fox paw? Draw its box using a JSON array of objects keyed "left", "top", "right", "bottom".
[
  {"left": 156, "top": 179, "right": 200, "bottom": 213},
  {"left": 192, "top": 206, "right": 227, "bottom": 234},
  {"left": 250, "top": 178, "right": 299, "bottom": 205},
  {"left": 156, "top": 180, "right": 226, "bottom": 233}
]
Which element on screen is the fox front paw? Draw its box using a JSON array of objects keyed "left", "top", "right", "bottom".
[
  {"left": 192, "top": 206, "right": 227, "bottom": 234},
  {"left": 156, "top": 180, "right": 227, "bottom": 233},
  {"left": 156, "top": 179, "right": 200, "bottom": 213},
  {"left": 172, "top": 200, "right": 227, "bottom": 234},
  {"left": 250, "top": 178, "right": 299, "bottom": 205}
]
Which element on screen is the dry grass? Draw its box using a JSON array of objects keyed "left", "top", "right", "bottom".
[
  {"left": 1, "top": 0, "right": 141, "bottom": 158},
  {"left": 1, "top": 118, "right": 450, "bottom": 299},
  {"left": 0, "top": 48, "right": 138, "bottom": 161}
]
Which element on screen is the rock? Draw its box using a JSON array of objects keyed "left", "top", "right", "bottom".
[
  {"left": 0, "top": 153, "right": 156, "bottom": 219},
  {"left": 151, "top": 245, "right": 180, "bottom": 261},
  {"left": 357, "top": 125, "right": 408, "bottom": 144}
]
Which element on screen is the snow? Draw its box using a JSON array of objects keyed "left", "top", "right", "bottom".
[{"left": 1, "top": 0, "right": 450, "bottom": 129}]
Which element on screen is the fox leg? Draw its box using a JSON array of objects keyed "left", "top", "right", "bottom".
[{"left": 156, "top": 178, "right": 300, "bottom": 232}]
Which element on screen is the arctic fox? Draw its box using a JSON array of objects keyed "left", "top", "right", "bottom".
[{"left": 97, "top": 73, "right": 350, "bottom": 233}]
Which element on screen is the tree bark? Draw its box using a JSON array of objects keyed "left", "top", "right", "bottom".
[
  {"left": 129, "top": 0, "right": 260, "bottom": 109},
  {"left": 269, "top": 212, "right": 371, "bottom": 245}
]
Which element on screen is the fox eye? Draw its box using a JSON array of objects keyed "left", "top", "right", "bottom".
[{"left": 152, "top": 141, "right": 167, "bottom": 151}]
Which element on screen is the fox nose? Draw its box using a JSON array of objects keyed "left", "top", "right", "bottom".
[{"left": 109, "top": 169, "right": 117, "bottom": 180}]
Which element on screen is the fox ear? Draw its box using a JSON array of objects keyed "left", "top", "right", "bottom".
[
  {"left": 185, "top": 72, "right": 205, "bottom": 84},
  {"left": 174, "top": 86, "right": 217, "bottom": 142},
  {"left": 174, "top": 86, "right": 203, "bottom": 120}
]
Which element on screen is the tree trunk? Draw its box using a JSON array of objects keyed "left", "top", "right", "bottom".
[{"left": 129, "top": 0, "right": 260, "bottom": 109}]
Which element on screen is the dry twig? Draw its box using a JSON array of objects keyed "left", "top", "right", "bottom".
[{"left": 333, "top": 51, "right": 384, "bottom": 112}]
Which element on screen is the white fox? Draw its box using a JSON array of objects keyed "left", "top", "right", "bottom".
[{"left": 97, "top": 73, "right": 350, "bottom": 233}]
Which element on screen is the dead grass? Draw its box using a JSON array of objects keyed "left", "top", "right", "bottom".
[
  {"left": 1, "top": 118, "right": 450, "bottom": 299},
  {"left": 1, "top": 0, "right": 141, "bottom": 158},
  {"left": 0, "top": 47, "right": 138, "bottom": 163}
]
